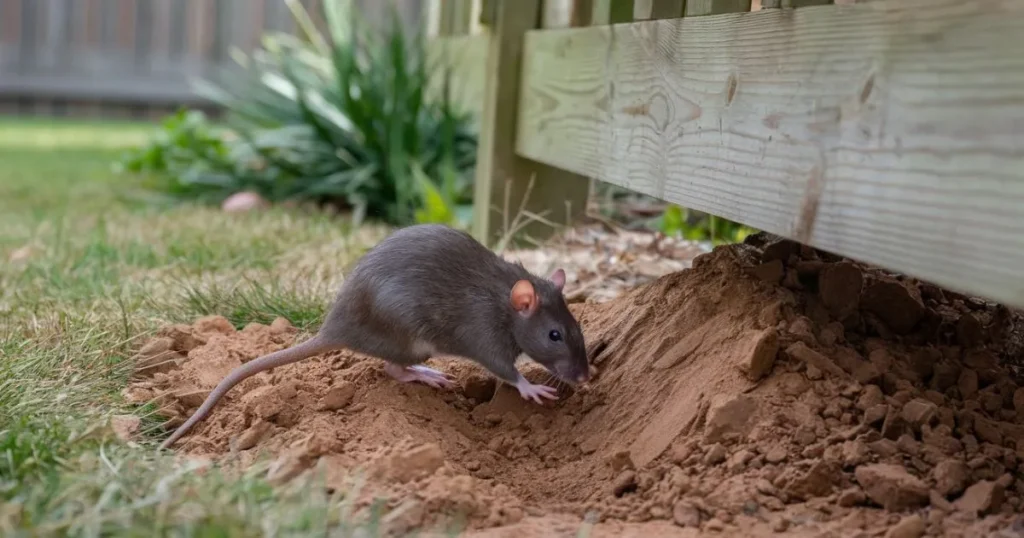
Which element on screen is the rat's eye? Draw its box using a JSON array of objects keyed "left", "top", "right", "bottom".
[{"left": 549, "top": 330, "right": 563, "bottom": 342}]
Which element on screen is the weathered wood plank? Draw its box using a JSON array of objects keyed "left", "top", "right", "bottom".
[
  {"left": 451, "top": 0, "right": 475, "bottom": 34},
  {"left": 134, "top": 0, "right": 153, "bottom": 71},
  {"left": 425, "top": 0, "right": 443, "bottom": 36},
  {"left": 148, "top": 0, "right": 173, "bottom": 75},
  {"left": 518, "top": 0, "right": 1024, "bottom": 308},
  {"left": 544, "top": 0, "right": 574, "bottom": 28},
  {"left": 0, "top": 0, "right": 22, "bottom": 74},
  {"left": 184, "top": 0, "right": 213, "bottom": 76},
  {"left": 1, "top": 0, "right": 22, "bottom": 45},
  {"left": 467, "top": 0, "right": 484, "bottom": 34},
  {"left": 570, "top": 0, "right": 594, "bottom": 26},
  {"left": 18, "top": 0, "right": 39, "bottom": 69},
  {"left": 38, "top": 0, "right": 72, "bottom": 70},
  {"left": 116, "top": 0, "right": 135, "bottom": 49},
  {"left": 169, "top": 0, "right": 188, "bottom": 57},
  {"left": 151, "top": 0, "right": 172, "bottom": 56},
  {"left": 471, "top": 0, "right": 590, "bottom": 245},
  {"left": 0, "top": 73, "right": 207, "bottom": 103},
  {"left": 426, "top": 34, "right": 489, "bottom": 119},
  {"left": 226, "top": 0, "right": 253, "bottom": 65}
]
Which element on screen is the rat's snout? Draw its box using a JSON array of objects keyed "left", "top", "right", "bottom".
[{"left": 557, "top": 360, "right": 591, "bottom": 385}]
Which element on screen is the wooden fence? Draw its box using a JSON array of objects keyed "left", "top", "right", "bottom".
[
  {"left": 2, "top": 0, "right": 1022, "bottom": 310},
  {"left": 427, "top": 0, "right": 1024, "bottom": 311},
  {"left": 0, "top": 0, "right": 423, "bottom": 117}
]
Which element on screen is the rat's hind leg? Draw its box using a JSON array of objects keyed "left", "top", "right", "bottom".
[
  {"left": 383, "top": 363, "right": 453, "bottom": 388},
  {"left": 384, "top": 339, "right": 454, "bottom": 388},
  {"left": 337, "top": 328, "right": 453, "bottom": 389}
]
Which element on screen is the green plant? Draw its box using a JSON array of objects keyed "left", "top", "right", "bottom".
[
  {"left": 656, "top": 204, "right": 756, "bottom": 245},
  {"left": 411, "top": 160, "right": 473, "bottom": 228},
  {"left": 113, "top": 109, "right": 249, "bottom": 204},
  {"left": 118, "top": 0, "right": 476, "bottom": 226},
  {"left": 114, "top": 109, "right": 225, "bottom": 176}
]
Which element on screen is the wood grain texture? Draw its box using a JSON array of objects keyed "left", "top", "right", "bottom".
[
  {"left": 517, "top": 0, "right": 1024, "bottom": 307},
  {"left": 425, "top": 34, "right": 489, "bottom": 119}
]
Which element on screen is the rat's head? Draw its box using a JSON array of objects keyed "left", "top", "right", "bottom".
[{"left": 509, "top": 269, "right": 589, "bottom": 385}]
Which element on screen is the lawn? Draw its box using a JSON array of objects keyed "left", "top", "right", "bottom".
[{"left": 0, "top": 119, "right": 393, "bottom": 536}]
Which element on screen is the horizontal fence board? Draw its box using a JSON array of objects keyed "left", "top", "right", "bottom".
[
  {"left": 0, "top": 72, "right": 204, "bottom": 103},
  {"left": 426, "top": 34, "right": 490, "bottom": 120},
  {"left": 517, "top": 0, "right": 1024, "bottom": 308}
]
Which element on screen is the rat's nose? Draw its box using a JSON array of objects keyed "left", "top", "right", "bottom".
[{"left": 575, "top": 373, "right": 590, "bottom": 384}]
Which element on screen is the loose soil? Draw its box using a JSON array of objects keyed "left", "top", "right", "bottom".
[{"left": 128, "top": 233, "right": 1024, "bottom": 537}]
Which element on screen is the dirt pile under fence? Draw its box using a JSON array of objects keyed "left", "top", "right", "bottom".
[{"left": 127, "top": 234, "right": 1024, "bottom": 537}]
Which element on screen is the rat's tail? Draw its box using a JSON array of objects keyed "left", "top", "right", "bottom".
[{"left": 158, "top": 335, "right": 337, "bottom": 450}]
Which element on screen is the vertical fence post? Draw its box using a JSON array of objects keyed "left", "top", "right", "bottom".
[
  {"left": 569, "top": 0, "right": 593, "bottom": 26},
  {"left": 425, "top": 0, "right": 441, "bottom": 37},
  {"left": 471, "top": 0, "right": 590, "bottom": 246}
]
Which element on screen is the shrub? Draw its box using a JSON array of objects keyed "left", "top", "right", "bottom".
[
  {"left": 658, "top": 204, "right": 756, "bottom": 245},
  {"left": 117, "top": 1, "right": 476, "bottom": 227}
]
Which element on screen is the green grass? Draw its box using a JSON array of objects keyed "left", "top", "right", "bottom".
[{"left": 0, "top": 118, "right": 402, "bottom": 536}]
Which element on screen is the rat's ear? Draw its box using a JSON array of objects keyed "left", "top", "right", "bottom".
[
  {"left": 550, "top": 268, "right": 566, "bottom": 291},
  {"left": 510, "top": 280, "right": 538, "bottom": 315}
]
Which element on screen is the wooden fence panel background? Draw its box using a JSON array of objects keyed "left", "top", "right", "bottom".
[{"left": 0, "top": 0, "right": 424, "bottom": 117}]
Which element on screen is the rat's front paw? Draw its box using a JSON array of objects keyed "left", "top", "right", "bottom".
[{"left": 514, "top": 376, "right": 559, "bottom": 405}]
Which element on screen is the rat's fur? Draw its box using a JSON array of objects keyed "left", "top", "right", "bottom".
[{"left": 159, "top": 224, "right": 588, "bottom": 450}]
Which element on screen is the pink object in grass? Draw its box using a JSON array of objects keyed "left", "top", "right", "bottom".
[{"left": 221, "top": 191, "right": 269, "bottom": 213}]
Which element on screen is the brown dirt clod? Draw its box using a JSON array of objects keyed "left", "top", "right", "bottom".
[{"left": 854, "top": 463, "right": 929, "bottom": 511}]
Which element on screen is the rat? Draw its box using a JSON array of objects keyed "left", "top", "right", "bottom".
[{"left": 159, "top": 223, "right": 590, "bottom": 449}]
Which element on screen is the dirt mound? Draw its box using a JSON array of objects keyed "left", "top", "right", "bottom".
[{"left": 128, "top": 234, "right": 1024, "bottom": 536}]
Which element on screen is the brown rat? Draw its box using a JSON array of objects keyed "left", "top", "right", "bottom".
[{"left": 159, "top": 224, "right": 589, "bottom": 449}]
